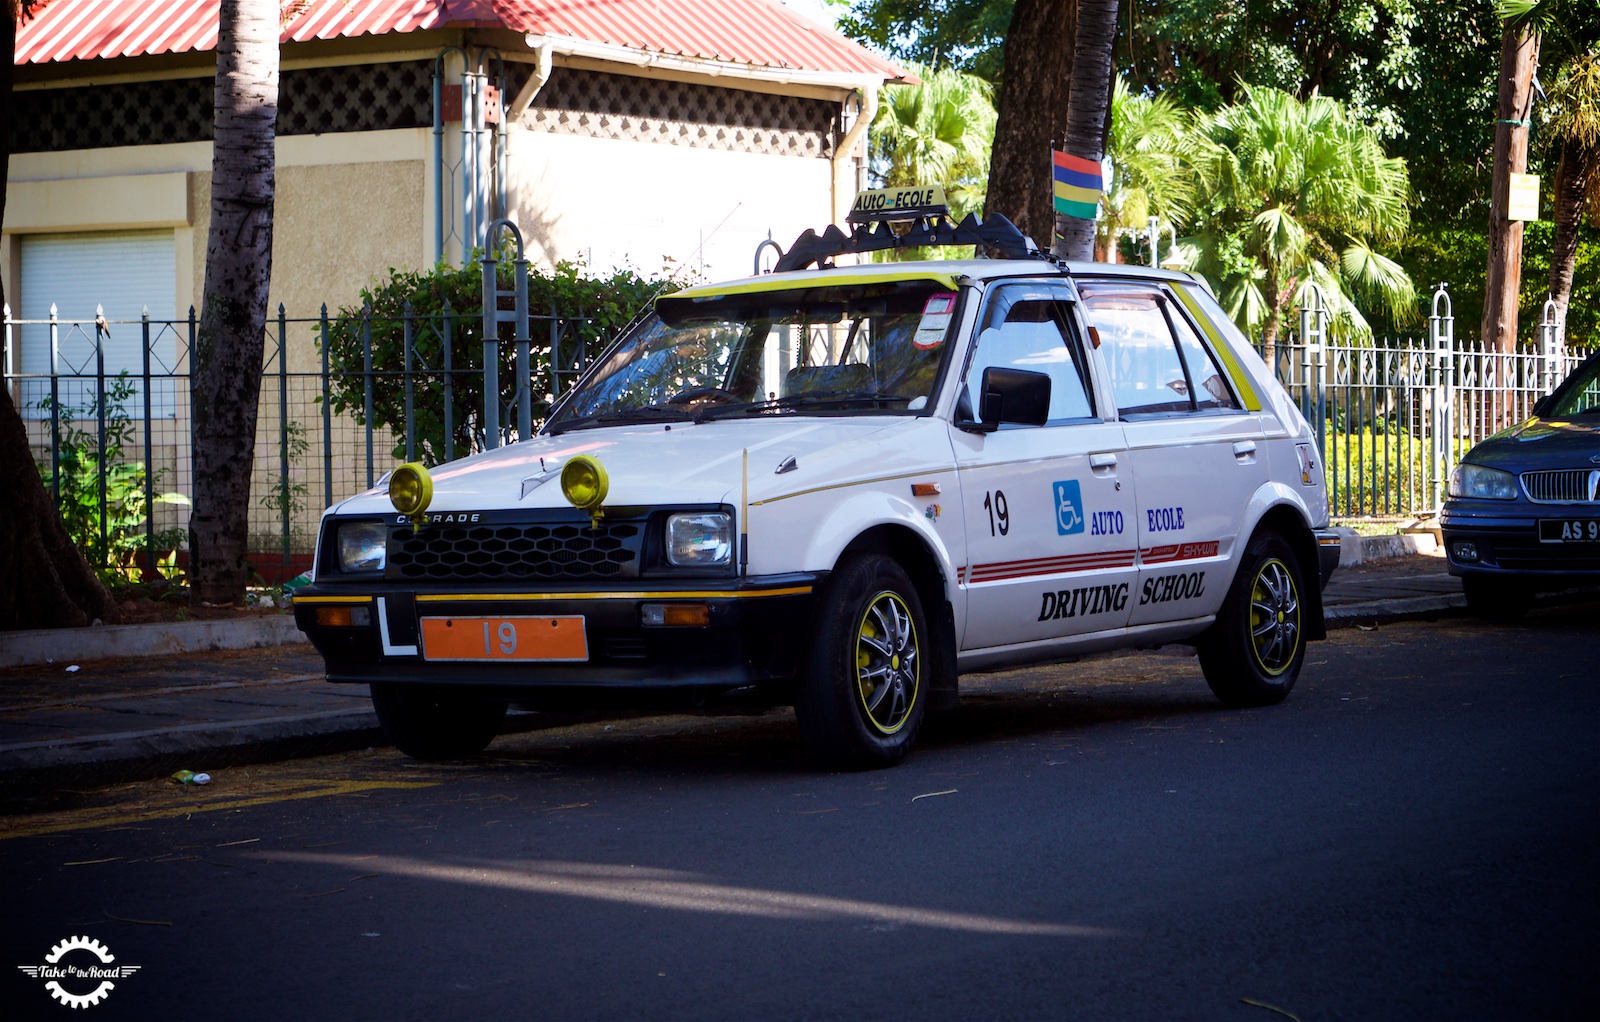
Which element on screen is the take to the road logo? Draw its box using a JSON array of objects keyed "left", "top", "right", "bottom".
[
  {"left": 16, "top": 936, "right": 141, "bottom": 1009},
  {"left": 1053, "top": 480, "right": 1085, "bottom": 536}
]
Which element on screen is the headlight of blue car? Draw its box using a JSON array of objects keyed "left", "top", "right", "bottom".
[
  {"left": 337, "top": 521, "right": 388, "bottom": 572},
  {"left": 1448, "top": 463, "right": 1519, "bottom": 500},
  {"left": 665, "top": 512, "right": 733, "bottom": 567}
]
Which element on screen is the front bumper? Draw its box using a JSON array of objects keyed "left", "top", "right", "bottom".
[
  {"left": 1440, "top": 502, "right": 1600, "bottom": 583},
  {"left": 293, "top": 573, "right": 823, "bottom": 693}
]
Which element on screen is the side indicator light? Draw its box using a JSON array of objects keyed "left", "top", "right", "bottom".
[
  {"left": 316, "top": 606, "right": 372, "bottom": 628},
  {"left": 911, "top": 483, "right": 942, "bottom": 497},
  {"left": 641, "top": 603, "right": 711, "bottom": 627}
]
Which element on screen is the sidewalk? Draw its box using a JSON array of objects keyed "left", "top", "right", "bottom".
[{"left": 0, "top": 543, "right": 1576, "bottom": 798}]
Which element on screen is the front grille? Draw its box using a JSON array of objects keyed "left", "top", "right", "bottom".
[
  {"left": 388, "top": 520, "right": 643, "bottom": 582},
  {"left": 1521, "top": 469, "right": 1600, "bottom": 503}
]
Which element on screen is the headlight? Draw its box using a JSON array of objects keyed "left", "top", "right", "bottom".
[
  {"left": 337, "top": 521, "right": 388, "bottom": 572},
  {"left": 665, "top": 512, "right": 733, "bottom": 567},
  {"left": 1448, "top": 463, "right": 1519, "bottom": 500}
]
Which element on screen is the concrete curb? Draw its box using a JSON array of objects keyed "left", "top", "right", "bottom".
[
  {"left": 0, "top": 615, "right": 305, "bottom": 669},
  {"left": 1334, "top": 527, "right": 1439, "bottom": 568}
]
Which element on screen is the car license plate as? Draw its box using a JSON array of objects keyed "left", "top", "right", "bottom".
[
  {"left": 420, "top": 616, "right": 588, "bottom": 662},
  {"left": 1538, "top": 518, "right": 1600, "bottom": 543}
]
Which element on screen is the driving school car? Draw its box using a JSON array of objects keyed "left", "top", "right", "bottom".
[{"left": 294, "top": 187, "right": 1340, "bottom": 769}]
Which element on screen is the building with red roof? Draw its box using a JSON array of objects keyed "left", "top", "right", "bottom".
[{"left": 5, "top": 0, "right": 906, "bottom": 342}]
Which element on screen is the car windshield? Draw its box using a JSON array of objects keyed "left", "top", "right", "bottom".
[
  {"left": 1548, "top": 356, "right": 1600, "bottom": 417},
  {"left": 544, "top": 279, "right": 960, "bottom": 433}
]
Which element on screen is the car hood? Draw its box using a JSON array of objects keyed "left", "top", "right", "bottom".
[
  {"left": 328, "top": 417, "right": 926, "bottom": 516},
  {"left": 1466, "top": 415, "right": 1600, "bottom": 468}
]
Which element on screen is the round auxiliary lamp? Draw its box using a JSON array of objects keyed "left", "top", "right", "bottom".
[
  {"left": 389, "top": 462, "right": 433, "bottom": 522},
  {"left": 560, "top": 455, "right": 609, "bottom": 529}
]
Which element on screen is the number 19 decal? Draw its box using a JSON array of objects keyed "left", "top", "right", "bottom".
[{"left": 983, "top": 490, "right": 1010, "bottom": 537}]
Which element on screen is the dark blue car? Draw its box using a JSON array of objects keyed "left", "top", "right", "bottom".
[{"left": 1441, "top": 350, "right": 1600, "bottom": 618}]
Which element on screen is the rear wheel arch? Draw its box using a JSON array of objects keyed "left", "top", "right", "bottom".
[{"left": 1244, "top": 503, "right": 1325, "bottom": 641}]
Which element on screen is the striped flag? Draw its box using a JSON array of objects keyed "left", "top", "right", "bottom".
[{"left": 1053, "top": 150, "right": 1103, "bottom": 220}]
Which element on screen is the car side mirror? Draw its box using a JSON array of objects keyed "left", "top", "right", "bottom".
[{"left": 958, "top": 367, "right": 1050, "bottom": 433}]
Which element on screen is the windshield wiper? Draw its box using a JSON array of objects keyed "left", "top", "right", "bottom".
[
  {"left": 546, "top": 405, "right": 695, "bottom": 435},
  {"left": 692, "top": 390, "right": 907, "bottom": 422}
]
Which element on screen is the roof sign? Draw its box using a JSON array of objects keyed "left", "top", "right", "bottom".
[{"left": 848, "top": 186, "right": 950, "bottom": 224}]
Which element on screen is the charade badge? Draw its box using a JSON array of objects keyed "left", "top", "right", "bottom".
[{"left": 17, "top": 936, "right": 141, "bottom": 1009}]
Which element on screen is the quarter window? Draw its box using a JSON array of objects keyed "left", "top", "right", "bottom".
[{"left": 1081, "top": 284, "right": 1237, "bottom": 417}]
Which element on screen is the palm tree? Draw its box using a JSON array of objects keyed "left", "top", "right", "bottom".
[
  {"left": 871, "top": 64, "right": 997, "bottom": 221},
  {"left": 189, "top": 0, "right": 280, "bottom": 606},
  {"left": 1542, "top": 49, "right": 1600, "bottom": 347},
  {"left": 1182, "top": 85, "right": 1416, "bottom": 358},
  {"left": 1098, "top": 78, "right": 1195, "bottom": 263},
  {"left": 1054, "top": 0, "right": 1120, "bottom": 261}
]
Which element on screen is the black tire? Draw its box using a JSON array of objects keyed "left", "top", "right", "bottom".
[
  {"left": 1461, "top": 574, "right": 1530, "bottom": 621},
  {"left": 795, "top": 554, "right": 929, "bottom": 770},
  {"left": 1198, "top": 532, "right": 1307, "bottom": 707},
  {"left": 369, "top": 683, "right": 507, "bottom": 759}
]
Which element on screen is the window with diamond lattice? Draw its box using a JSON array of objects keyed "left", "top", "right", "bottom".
[
  {"left": 513, "top": 66, "right": 838, "bottom": 159},
  {"left": 11, "top": 60, "right": 434, "bottom": 153}
]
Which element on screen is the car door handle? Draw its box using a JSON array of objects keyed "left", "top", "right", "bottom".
[
  {"left": 1089, "top": 452, "right": 1118, "bottom": 469},
  {"left": 1232, "top": 440, "right": 1257, "bottom": 461}
]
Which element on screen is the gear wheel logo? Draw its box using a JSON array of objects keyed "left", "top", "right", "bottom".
[{"left": 17, "top": 935, "right": 141, "bottom": 1009}]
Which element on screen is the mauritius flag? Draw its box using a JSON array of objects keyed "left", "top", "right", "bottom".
[{"left": 1053, "top": 150, "right": 1103, "bottom": 220}]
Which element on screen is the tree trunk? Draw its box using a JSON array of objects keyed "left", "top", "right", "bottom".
[
  {"left": 1481, "top": 25, "right": 1539, "bottom": 355},
  {"left": 0, "top": 1, "right": 118, "bottom": 630},
  {"left": 1054, "top": 0, "right": 1119, "bottom": 261},
  {"left": 984, "top": 0, "right": 1076, "bottom": 250},
  {"left": 189, "top": 0, "right": 279, "bottom": 607},
  {"left": 1547, "top": 139, "right": 1596, "bottom": 349}
]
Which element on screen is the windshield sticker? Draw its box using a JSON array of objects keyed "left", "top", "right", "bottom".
[
  {"left": 1053, "top": 480, "right": 1085, "bottom": 535},
  {"left": 913, "top": 292, "right": 958, "bottom": 350}
]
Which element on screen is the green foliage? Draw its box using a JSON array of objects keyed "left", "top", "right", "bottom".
[
  {"left": 835, "top": 0, "right": 1013, "bottom": 81},
  {"left": 322, "top": 259, "right": 683, "bottom": 463},
  {"left": 34, "top": 375, "right": 188, "bottom": 584},
  {"left": 1102, "top": 77, "right": 1197, "bottom": 256},
  {"left": 1180, "top": 85, "right": 1417, "bottom": 343},
  {"left": 260, "top": 419, "right": 310, "bottom": 522}
]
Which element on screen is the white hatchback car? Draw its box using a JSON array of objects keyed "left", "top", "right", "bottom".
[{"left": 295, "top": 194, "right": 1339, "bottom": 769}]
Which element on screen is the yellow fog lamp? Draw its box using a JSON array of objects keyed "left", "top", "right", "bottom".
[
  {"left": 389, "top": 462, "right": 433, "bottom": 520},
  {"left": 560, "top": 454, "right": 609, "bottom": 528}
]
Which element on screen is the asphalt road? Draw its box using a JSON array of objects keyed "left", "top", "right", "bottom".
[{"left": 2, "top": 605, "right": 1595, "bottom": 1021}]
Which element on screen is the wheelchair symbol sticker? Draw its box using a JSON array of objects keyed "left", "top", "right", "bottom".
[{"left": 1053, "top": 480, "right": 1084, "bottom": 535}]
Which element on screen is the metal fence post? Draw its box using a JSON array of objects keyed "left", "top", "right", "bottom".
[
  {"left": 1299, "top": 284, "right": 1329, "bottom": 467},
  {"left": 362, "top": 303, "right": 374, "bottom": 489},
  {"left": 515, "top": 253, "right": 531, "bottom": 441},
  {"left": 49, "top": 304, "right": 60, "bottom": 506},
  {"left": 442, "top": 301, "right": 455, "bottom": 463},
  {"left": 1539, "top": 296, "right": 1561, "bottom": 393},
  {"left": 320, "top": 305, "right": 333, "bottom": 512},
  {"left": 94, "top": 304, "right": 108, "bottom": 565},
  {"left": 403, "top": 300, "right": 416, "bottom": 464},
  {"left": 277, "top": 304, "right": 290, "bottom": 569},
  {"left": 1429, "top": 284, "right": 1455, "bottom": 511},
  {"left": 142, "top": 308, "right": 154, "bottom": 577},
  {"left": 481, "top": 218, "right": 530, "bottom": 449}
]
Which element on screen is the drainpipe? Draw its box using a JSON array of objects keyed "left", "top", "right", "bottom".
[
  {"left": 508, "top": 41, "right": 553, "bottom": 122},
  {"left": 831, "top": 84, "right": 877, "bottom": 228}
]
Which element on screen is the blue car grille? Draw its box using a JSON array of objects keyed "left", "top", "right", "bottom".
[
  {"left": 1520, "top": 469, "right": 1600, "bottom": 504},
  {"left": 387, "top": 520, "right": 643, "bottom": 582}
]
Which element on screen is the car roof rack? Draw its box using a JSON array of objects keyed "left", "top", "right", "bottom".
[{"left": 773, "top": 211, "right": 1044, "bottom": 272}]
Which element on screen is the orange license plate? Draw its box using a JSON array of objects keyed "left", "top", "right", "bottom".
[{"left": 420, "top": 616, "right": 588, "bottom": 662}]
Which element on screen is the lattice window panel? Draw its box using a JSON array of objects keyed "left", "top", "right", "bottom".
[
  {"left": 515, "top": 66, "right": 838, "bottom": 159},
  {"left": 12, "top": 60, "right": 433, "bottom": 153}
]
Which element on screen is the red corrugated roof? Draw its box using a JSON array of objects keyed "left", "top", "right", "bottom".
[{"left": 15, "top": 0, "right": 905, "bottom": 80}]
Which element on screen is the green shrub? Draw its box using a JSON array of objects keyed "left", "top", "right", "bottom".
[
  {"left": 321, "top": 257, "right": 684, "bottom": 463},
  {"left": 35, "top": 375, "right": 188, "bottom": 583}
]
